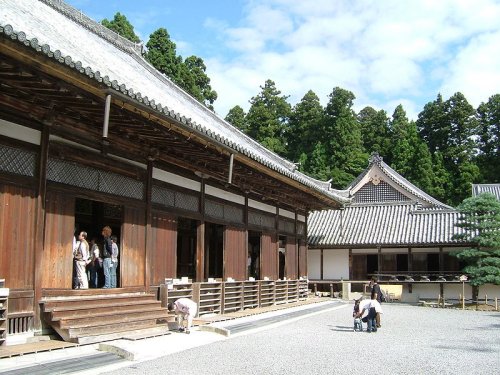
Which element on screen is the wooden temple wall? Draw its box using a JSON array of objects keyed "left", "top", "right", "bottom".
[
  {"left": 0, "top": 122, "right": 310, "bottom": 336},
  {"left": 223, "top": 227, "right": 247, "bottom": 280}
]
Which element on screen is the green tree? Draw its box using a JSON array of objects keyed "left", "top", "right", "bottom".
[
  {"left": 101, "top": 12, "right": 140, "bottom": 43},
  {"left": 225, "top": 105, "right": 248, "bottom": 133},
  {"left": 246, "top": 80, "right": 291, "bottom": 156},
  {"left": 145, "top": 29, "right": 217, "bottom": 109},
  {"left": 390, "top": 105, "right": 434, "bottom": 193},
  {"left": 476, "top": 94, "right": 500, "bottom": 182},
  {"left": 287, "top": 90, "right": 324, "bottom": 173},
  {"left": 429, "top": 151, "right": 450, "bottom": 203},
  {"left": 417, "top": 93, "right": 479, "bottom": 205},
  {"left": 182, "top": 56, "right": 217, "bottom": 110},
  {"left": 453, "top": 193, "right": 500, "bottom": 289},
  {"left": 145, "top": 28, "right": 183, "bottom": 81},
  {"left": 324, "top": 87, "right": 368, "bottom": 188},
  {"left": 417, "top": 93, "right": 447, "bottom": 153},
  {"left": 357, "top": 106, "right": 391, "bottom": 162}
]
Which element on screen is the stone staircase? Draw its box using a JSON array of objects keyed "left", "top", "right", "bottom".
[{"left": 40, "top": 288, "right": 172, "bottom": 344}]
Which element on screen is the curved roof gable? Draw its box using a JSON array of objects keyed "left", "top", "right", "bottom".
[{"left": 348, "top": 153, "right": 452, "bottom": 209}]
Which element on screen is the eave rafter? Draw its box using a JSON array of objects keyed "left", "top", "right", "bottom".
[{"left": 0, "top": 46, "right": 335, "bottom": 211}]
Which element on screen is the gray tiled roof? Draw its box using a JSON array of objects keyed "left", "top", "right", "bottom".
[
  {"left": 0, "top": 0, "right": 351, "bottom": 205},
  {"left": 308, "top": 203, "right": 464, "bottom": 247},
  {"left": 472, "top": 184, "right": 500, "bottom": 200},
  {"left": 308, "top": 154, "right": 465, "bottom": 247}
]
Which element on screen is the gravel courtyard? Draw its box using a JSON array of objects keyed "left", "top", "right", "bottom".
[{"left": 105, "top": 303, "right": 500, "bottom": 375}]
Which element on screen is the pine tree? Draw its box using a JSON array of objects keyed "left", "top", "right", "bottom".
[
  {"left": 324, "top": 87, "right": 368, "bottom": 188},
  {"left": 453, "top": 193, "right": 500, "bottom": 288},
  {"left": 357, "top": 106, "right": 391, "bottom": 162},
  {"left": 101, "top": 12, "right": 140, "bottom": 43},
  {"left": 225, "top": 106, "right": 248, "bottom": 133},
  {"left": 246, "top": 80, "right": 291, "bottom": 156},
  {"left": 476, "top": 94, "right": 500, "bottom": 182},
  {"left": 287, "top": 90, "right": 324, "bottom": 172}
]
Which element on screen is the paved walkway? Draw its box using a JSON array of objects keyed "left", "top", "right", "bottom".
[{"left": 0, "top": 300, "right": 345, "bottom": 374}]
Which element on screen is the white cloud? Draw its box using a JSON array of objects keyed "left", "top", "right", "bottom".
[{"left": 203, "top": 0, "right": 500, "bottom": 119}]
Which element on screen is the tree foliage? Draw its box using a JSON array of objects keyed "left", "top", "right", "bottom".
[
  {"left": 324, "top": 87, "right": 368, "bottom": 188},
  {"left": 452, "top": 193, "right": 500, "bottom": 286},
  {"left": 101, "top": 12, "right": 140, "bottom": 43},
  {"left": 225, "top": 105, "right": 248, "bottom": 133},
  {"left": 246, "top": 80, "right": 291, "bottom": 156}
]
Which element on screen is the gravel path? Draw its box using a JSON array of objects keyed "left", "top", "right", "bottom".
[{"left": 104, "top": 303, "right": 500, "bottom": 375}]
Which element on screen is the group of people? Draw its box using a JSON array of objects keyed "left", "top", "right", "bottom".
[
  {"left": 72, "top": 226, "right": 119, "bottom": 290},
  {"left": 353, "top": 276, "right": 384, "bottom": 333}
]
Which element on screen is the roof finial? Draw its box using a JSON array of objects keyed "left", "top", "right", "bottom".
[{"left": 369, "top": 152, "right": 383, "bottom": 165}]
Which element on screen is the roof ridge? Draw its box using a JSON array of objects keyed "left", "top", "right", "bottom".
[{"left": 40, "top": 0, "right": 144, "bottom": 55}]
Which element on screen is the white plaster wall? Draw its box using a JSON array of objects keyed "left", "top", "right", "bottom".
[
  {"left": 307, "top": 250, "right": 321, "bottom": 280},
  {"left": 323, "top": 249, "right": 349, "bottom": 280}
]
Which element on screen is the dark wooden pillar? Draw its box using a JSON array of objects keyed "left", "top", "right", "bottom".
[
  {"left": 408, "top": 248, "right": 413, "bottom": 293},
  {"left": 33, "top": 124, "right": 50, "bottom": 331},
  {"left": 348, "top": 249, "right": 353, "bottom": 280},
  {"left": 144, "top": 159, "right": 153, "bottom": 290},
  {"left": 196, "top": 179, "right": 206, "bottom": 282},
  {"left": 320, "top": 249, "right": 324, "bottom": 280}
]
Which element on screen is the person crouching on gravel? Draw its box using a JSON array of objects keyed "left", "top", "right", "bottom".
[{"left": 168, "top": 297, "right": 198, "bottom": 334}]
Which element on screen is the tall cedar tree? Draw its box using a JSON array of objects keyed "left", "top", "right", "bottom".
[
  {"left": 246, "top": 80, "right": 291, "bottom": 156},
  {"left": 145, "top": 28, "right": 184, "bottom": 85},
  {"left": 390, "top": 105, "right": 434, "bottom": 193},
  {"left": 101, "top": 12, "right": 140, "bottom": 43},
  {"left": 145, "top": 28, "right": 217, "bottom": 109},
  {"left": 476, "top": 94, "right": 500, "bottom": 181},
  {"left": 225, "top": 105, "right": 248, "bottom": 133},
  {"left": 324, "top": 87, "right": 368, "bottom": 188},
  {"left": 444, "top": 93, "right": 480, "bottom": 203},
  {"left": 452, "top": 193, "right": 500, "bottom": 290},
  {"left": 417, "top": 93, "right": 479, "bottom": 205},
  {"left": 182, "top": 56, "right": 217, "bottom": 110},
  {"left": 287, "top": 90, "right": 325, "bottom": 174},
  {"left": 357, "top": 106, "right": 391, "bottom": 163}
]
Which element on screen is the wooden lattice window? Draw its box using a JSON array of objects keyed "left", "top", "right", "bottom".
[
  {"left": 0, "top": 143, "right": 36, "bottom": 177},
  {"left": 47, "top": 158, "right": 144, "bottom": 199},
  {"left": 248, "top": 210, "right": 275, "bottom": 230},
  {"left": 152, "top": 184, "right": 199, "bottom": 212},
  {"left": 353, "top": 181, "right": 410, "bottom": 203}
]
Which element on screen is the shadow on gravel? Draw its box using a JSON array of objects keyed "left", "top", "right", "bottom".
[
  {"left": 328, "top": 325, "right": 355, "bottom": 332},
  {"left": 433, "top": 344, "right": 497, "bottom": 353}
]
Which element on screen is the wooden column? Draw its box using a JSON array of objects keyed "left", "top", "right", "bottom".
[
  {"left": 348, "top": 249, "right": 353, "bottom": 280},
  {"left": 320, "top": 249, "right": 324, "bottom": 280},
  {"left": 377, "top": 246, "right": 382, "bottom": 274},
  {"left": 144, "top": 159, "right": 153, "bottom": 290},
  {"left": 196, "top": 222, "right": 205, "bottom": 282},
  {"left": 33, "top": 124, "right": 50, "bottom": 331},
  {"left": 196, "top": 179, "right": 206, "bottom": 282},
  {"left": 408, "top": 248, "right": 413, "bottom": 293}
]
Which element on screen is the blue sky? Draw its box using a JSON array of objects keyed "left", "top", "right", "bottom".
[{"left": 66, "top": 0, "right": 500, "bottom": 120}]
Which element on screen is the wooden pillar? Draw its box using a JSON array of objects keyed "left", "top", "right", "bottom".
[
  {"left": 408, "top": 248, "right": 413, "bottom": 293},
  {"left": 348, "top": 249, "right": 353, "bottom": 280},
  {"left": 196, "top": 179, "right": 206, "bottom": 282},
  {"left": 320, "top": 249, "right": 324, "bottom": 280},
  {"left": 439, "top": 247, "right": 444, "bottom": 273},
  {"left": 377, "top": 246, "right": 382, "bottom": 274},
  {"left": 196, "top": 222, "right": 205, "bottom": 282},
  {"left": 144, "top": 159, "right": 153, "bottom": 290},
  {"left": 33, "top": 124, "right": 50, "bottom": 331}
]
